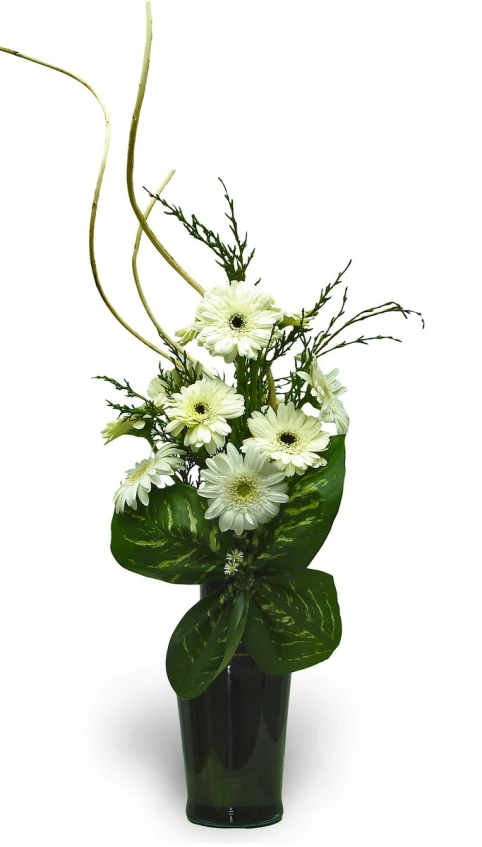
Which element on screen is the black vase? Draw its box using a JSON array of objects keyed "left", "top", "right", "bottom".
[{"left": 177, "top": 581, "right": 291, "bottom": 828}]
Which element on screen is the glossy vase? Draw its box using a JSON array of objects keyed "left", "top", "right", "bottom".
[{"left": 177, "top": 581, "right": 291, "bottom": 828}]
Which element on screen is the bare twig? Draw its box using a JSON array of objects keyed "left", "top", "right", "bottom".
[
  {"left": 127, "top": 2, "right": 205, "bottom": 296},
  {"left": 0, "top": 43, "right": 172, "bottom": 360},
  {"left": 132, "top": 170, "right": 214, "bottom": 377}
]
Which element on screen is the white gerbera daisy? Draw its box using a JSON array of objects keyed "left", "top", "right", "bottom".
[
  {"left": 186, "top": 281, "right": 283, "bottom": 363},
  {"left": 164, "top": 377, "right": 245, "bottom": 454},
  {"left": 243, "top": 401, "right": 330, "bottom": 477},
  {"left": 102, "top": 414, "right": 148, "bottom": 444},
  {"left": 199, "top": 443, "right": 289, "bottom": 535},
  {"left": 300, "top": 363, "right": 349, "bottom": 434},
  {"left": 113, "top": 445, "right": 185, "bottom": 514}
]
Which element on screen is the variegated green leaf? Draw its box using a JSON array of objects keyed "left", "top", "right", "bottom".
[
  {"left": 221, "top": 589, "right": 250, "bottom": 668},
  {"left": 251, "top": 435, "right": 345, "bottom": 577},
  {"left": 166, "top": 584, "right": 249, "bottom": 699},
  {"left": 243, "top": 569, "right": 342, "bottom": 674},
  {"left": 111, "top": 483, "right": 229, "bottom": 584}
]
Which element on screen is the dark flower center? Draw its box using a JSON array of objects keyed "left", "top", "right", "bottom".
[
  {"left": 229, "top": 314, "right": 246, "bottom": 330},
  {"left": 195, "top": 403, "right": 206, "bottom": 415},
  {"left": 279, "top": 432, "right": 297, "bottom": 446}
]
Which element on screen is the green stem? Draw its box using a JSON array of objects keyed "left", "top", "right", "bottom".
[
  {"left": 249, "top": 359, "right": 258, "bottom": 415},
  {"left": 229, "top": 356, "right": 248, "bottom": 448},
  {"left": 237, "top": 356, "right": 247, "bottom": 398},
  {"left": 267, "top": 369, "right": 278, "bottom": 410}
]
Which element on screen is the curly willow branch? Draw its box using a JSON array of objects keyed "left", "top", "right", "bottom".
[
  {"left": 127, "top": 2, "right": 205, "bottom": 297},
  {"left": 0, "top": 43, "right": 175, "bottom": 360},
  {"left": 133, "top": 170, "right": 214, "bottom": 377}
]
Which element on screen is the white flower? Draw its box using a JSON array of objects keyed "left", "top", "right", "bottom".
[
  {"left": 300, "top": 363, "right": 349, "bottom": 434},
  {"left": 164, "top": 377, "right": 245, "bottom": 454},
  {"left": 242, "top": 401, "right": 330, "bottom": 477},
  {"left": 199, "top": 443, "right": 289, "bottom": 535},
  {"left": 224, "top": 548, "right": 245, "bottom": 576},
  {"left": 147, "top": 375, "right": 169, "bottom": 408},
  {"left": 102, "top": 414, "right": 148, "bottom": 444},
  {"left": 187, "top": 281, "right": 283, "bottom": 363},
  {"left": 113, "top": 445, "right": 185, "bottom": 514}
]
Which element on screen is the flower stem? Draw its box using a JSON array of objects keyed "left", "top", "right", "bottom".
[
  {"left": 249, "top": 359, "right": 258, "bottom": 415},
  {"left": 267, "top": 369, "right": 278, "bottom": 410},
  {"left": 236, "top": 356, "right": 247, "bottom": 398}
]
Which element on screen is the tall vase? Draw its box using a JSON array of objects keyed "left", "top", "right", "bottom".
[{"left": 177, "top": 581, "right": 291, "bottom": 828}]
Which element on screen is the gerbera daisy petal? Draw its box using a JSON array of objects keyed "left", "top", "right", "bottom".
[
  {"left": 113, "top": 445, "right": 185, "bottom": 514},
  {"left": 147, "top": 375, "right": 169, "bottom": 409},
  {"left": 299, "top": 361, "right": 349, "bottom": 434}
]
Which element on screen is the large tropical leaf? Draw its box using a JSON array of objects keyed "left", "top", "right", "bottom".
[
  {"left": 222, "top": 589, "right": 250, "bottom": 667},
  {"left": 110, "top": 482, "right": 229, "bottom": 584},
  {"left": 250, "top": 435, "right": 345, "bottom": 577},
  {"left": 166, "top": 585, "right": 250, "bottom": 699},
  {"left": 242, "top": 568, "right": 342, "bottom": 674}
]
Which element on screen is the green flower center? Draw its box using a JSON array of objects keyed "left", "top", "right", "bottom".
[
  {"left": 128, "top": 460, "right": 150, "bottom": 482},
  {"left": 228, "top": 474, "right": 260, "bottom": 505}
]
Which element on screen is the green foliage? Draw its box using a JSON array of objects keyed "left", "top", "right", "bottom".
[
  {"left": 222, "top": 589, "right": 251, "bottom": 668},
  {"left": 166, "top": 585, "right": 244, "bottom": 700},
  {"left": 111, "top": 483, "right": 229, "bottom": 584},
  {"left": 249, "top": 435, "right": 346, "bottom": 577},
  {"left": 144, "top": 178, "right": 256, "bottom": 283},
  {"left": 111, "top": 437, "right": 346, "bottom": 695},
  {"left": 242, "top": 568, "right": 342, "bottom": 674},
  {"left": 166, "top": 566, "right": 341, "bottom": 697}
]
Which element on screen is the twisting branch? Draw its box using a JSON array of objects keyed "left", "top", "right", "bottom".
[
  {"left": 127, "top": 2, "right": 205, "bottom": 296},
  {"left": 0, "top": 43, "right": 172, "bottom": 360},
  {"left": 132, "top": 169, "right": 214, "bottom": 377}
]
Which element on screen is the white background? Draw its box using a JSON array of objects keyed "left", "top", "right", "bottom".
[{"left": 0, "top": 1, "right": 481, "bottom": 845}]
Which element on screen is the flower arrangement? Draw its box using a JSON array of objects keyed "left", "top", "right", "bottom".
[
  {"left": 1, "top": 4, "right": 423, "bottom": 704},
  {"left": 101, "top": 179, "right": 423, "bottom": 698}
]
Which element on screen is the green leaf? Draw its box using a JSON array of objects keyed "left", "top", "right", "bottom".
[
  {"left": 242, "top": 568, "right": 342, "bottom": 674},
  {"left": 221, "top": 589, "right": 250, "bottom": 669},
  {"left": 166, "top": 584, "right": 249, "bottom": 699},
  {"left": 251, "top": 435, "right": 346, "bottom": 577},
  {"left": 110, "top": 482, "right": 229, "bottom": 584}
]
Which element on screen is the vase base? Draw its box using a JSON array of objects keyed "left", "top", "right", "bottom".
[{"left": 186, "top": 803, "right": 283, "bottom": 829}]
